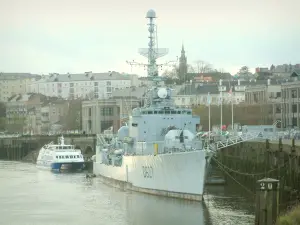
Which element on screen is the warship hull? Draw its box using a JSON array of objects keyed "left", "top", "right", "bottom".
[{"left": 93, "top": 150, "right": 207, "bottom": 201}]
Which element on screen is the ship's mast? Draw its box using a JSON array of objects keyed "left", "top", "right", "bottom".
[
  {"left": 126, "top": 9, "right": 176, "bottom": 107},
  {"left": 126, "top": 9, "right": 174, "bottom": 84}
]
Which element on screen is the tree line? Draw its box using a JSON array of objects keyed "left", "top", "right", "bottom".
[{"left": 161, "top": 60, "right": 254, "bottom": 85}]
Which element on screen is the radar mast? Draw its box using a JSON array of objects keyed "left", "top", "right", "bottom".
[{"left": 126, "top": 9, "right": 177, "bottom": 108}]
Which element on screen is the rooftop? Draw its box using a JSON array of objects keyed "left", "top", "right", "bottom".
[
  {"left": 291, "top": 69, "right": 300, "bottom": 77},
  {"left": 7, "top": 93, "right": 64, "bottom": 103},
  {"left": 193, "top": 72, "right": 232, "bottom": 81},
  {"left": 112, "top": 86, "right": 147, "bottom": 99},
  {"left": 35, "top": 72, "right": 131, "bottom": 83},
  {"left": 178, "top": 79, "right": 288, "bottom": 95},
  {"left": 0, "top": 73, "right": 40, "bottom": 80}
]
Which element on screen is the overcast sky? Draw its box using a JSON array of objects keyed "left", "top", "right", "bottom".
[{"left": 0, "top": 0, "right": 299, "bottom": 76}]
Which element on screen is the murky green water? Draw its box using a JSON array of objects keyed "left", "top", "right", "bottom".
[{"left": 0, "top": 161, "right": 255, "bottom": 225}]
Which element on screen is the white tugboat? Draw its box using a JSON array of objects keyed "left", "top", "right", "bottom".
[
  {"left": 36, "top": 136, "right": 85, "bottom": 171},
  {"left": 92, "top": 9, "right": 212, "bottom": 201}
]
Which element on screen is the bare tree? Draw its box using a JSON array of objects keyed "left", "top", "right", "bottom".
[
  {"left": 194, "top": 60, "right": 213, "bottom": 73},
  {"left": 187, "top": 64, "right": 195, "bottom": 73},
  {"left": 161, "top": 66, "right": 178, "bottom": 79},
  {"left": 239, "top": 66, "right": 249, "bottom": 74},
  {"left": 218, "top": 68, "right": 225, "bottom": 73},
  {"left": 238, "top": 66, "right": 253, "bottom": 80}
]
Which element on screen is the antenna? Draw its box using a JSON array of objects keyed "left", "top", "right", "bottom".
[
  {"left": 126, "top": 9, "right": 176, "bottom": 85},
  {"left": 125, "top": 9, "right": 179, "bottom": 110}
]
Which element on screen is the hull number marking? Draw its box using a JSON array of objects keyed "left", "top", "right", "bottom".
[{"left": 142, "top": 166, "right": 153, "bottom": 178}]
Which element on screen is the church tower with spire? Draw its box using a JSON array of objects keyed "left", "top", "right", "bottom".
[{"left": 178, "top": 44, "right": 187, "bottom": 79}]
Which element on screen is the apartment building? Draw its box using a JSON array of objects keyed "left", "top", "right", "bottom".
[
  {"left": 245, "top": 79, "right": 285, "bottom": 125},
  {"left": 6, "top": 93, "right": 70, "bottom": 134},
  {"left": 175, "top": 79, "right": 248, "bottom": 107},
  {"left": 0, "top": 73, "right": 40, "bottom": 102},
  {"left": 6, "top": 94, "right": 44, "bottom": 134},
  {"left": 40, "top": 100, "right": 69, "bottom": 133},
  {"left": 30, "top": 72, "right": 132, "bottom": 100},
  {"left": 281, "top": 78, "right": 300, "bottom": 128}
]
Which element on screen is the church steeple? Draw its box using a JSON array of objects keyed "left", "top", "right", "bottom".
[
  {"left": 180, "top": 43, "right": 186, "bottom": 63},
  {"left": 179, "top": 43, "right": 187, "bottom": 80},
  {"left": 181, "top": 43, "right": 185, "bottom": 55}
]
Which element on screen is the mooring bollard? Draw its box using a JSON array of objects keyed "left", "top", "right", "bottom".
[{"left": 255, "top": 178, "right": 280, "bottom": 225}]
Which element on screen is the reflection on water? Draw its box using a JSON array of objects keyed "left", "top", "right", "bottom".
[
  {"left": 0, "top": 161, "right": 254, "bottom": 225},
  {"left": 204, "top": 186, "right": 255, "bottom": 225},
  {"left": 125, "top": 193, "right": 212, "bottom": 225}
]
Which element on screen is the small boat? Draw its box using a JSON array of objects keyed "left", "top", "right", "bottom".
[{"left": 36, "top": 136, "right": 85, "bottom": 172}]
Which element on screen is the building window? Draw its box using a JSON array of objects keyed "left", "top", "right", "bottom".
[
  {"left": 292, "top": 118, "right": 297, "bottom": 127},
  {"left": 106, "top": 87, "right": 112, "bottom": 92},
  {"left": 276, "top": 106, "right": 281, "bottom": 113},
  {"left": 253, "top": 94, "right": 258, "bottom": 103},
  {"left": 107, "top": 81, "right": 111, "bottom": 86},
  {"left": 292, "top": 104, "right": 297, "bottom": 113},
  {"left": 88, "top": 108, "right": 92, "bottom": 116},
  {"left": 88, "top": 120, "right": 92, "bottom": 131},
  {"left": 101, "top": 107, "right": 113, "bottom": 116},
  {"left": 101, "top": 120, "right": 113, "bottom": 132}
]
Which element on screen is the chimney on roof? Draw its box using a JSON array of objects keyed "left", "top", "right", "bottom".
[{"left": 85, "top": 71, "right": 92, "bottom": 77}]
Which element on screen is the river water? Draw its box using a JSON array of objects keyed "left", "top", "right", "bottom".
[{"left": 0, "top": 161, "right": 255, "bottom": 225}]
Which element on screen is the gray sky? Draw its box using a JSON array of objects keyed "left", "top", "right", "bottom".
[{"left": 1, "top": 0, "right": 299, "bottom": 76}]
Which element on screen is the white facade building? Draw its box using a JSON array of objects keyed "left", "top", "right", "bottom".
[
  {"left": 30, "top": 72, "right": 132, "bottom": 99},
  {"left": 174, "top": 80, "right": 246, "bottom": 107}
]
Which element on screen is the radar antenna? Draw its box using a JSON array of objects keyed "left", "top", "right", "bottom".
[
  {"left": 126, "top": 9, "right": 177, "bottom": 108},
  {"left": 126, "top": 9, "right": 177, "bottom": 85}
]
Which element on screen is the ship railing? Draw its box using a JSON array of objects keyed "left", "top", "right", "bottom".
[
  {"left": 43, "top": 141, "right": 54, "bottom": 149},
  {"left": 203, "top": 131, "right": 262, "bottom": 152},
  {"left": 96, "top": 134, "right": 110, "bottom": 146}
]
